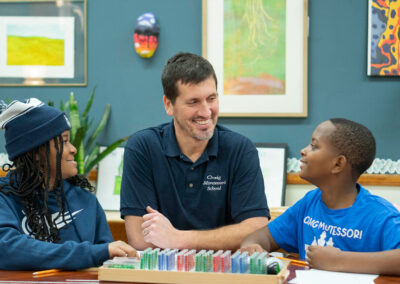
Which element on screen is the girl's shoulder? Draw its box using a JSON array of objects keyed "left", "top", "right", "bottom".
[
  {"left": 0, "top": 177, "right": 20, "bottom": 209},
  {"left": 0, "top": 176, "right": 9, "bottom": 186},
  {"left": 63, "top": 180, "right": 95, "bottom": 200},
  {"left": 0, "top": 176, "right": 12, "bottom": 197}
]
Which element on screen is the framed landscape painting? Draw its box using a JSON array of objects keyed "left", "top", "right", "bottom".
[
  {"left": 203, "top": 0, "right": 308, "bottom": 117},
  {"left": 0, "top": 0, "right": 86, "bottom": 86}
]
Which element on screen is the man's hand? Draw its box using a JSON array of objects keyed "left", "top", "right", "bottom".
[
  {"left": 108, "top": 240, "right": 139, "bottom": 258},
  {"left": 240, "top": 243, "right": 265, "bottom": 255},
  {"left": 306, "top": 246, "right": 343, "bottom": 271},
  {"left": 141, "top": 206, "right": 181, "bottom": 248}
]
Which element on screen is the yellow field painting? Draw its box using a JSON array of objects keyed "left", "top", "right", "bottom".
[{"left": 7, "top": 35, "right": 64, "bottom": 66}]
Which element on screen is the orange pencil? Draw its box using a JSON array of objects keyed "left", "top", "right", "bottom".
[
  {"left": 32, "top": 269, "right": 62, "bottom": 276},
  {"left": 275, "top": 256, "right": 307, "bottom": 266}
]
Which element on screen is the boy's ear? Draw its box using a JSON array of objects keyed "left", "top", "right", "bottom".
[{"left": 331, "top": 155, "right": 347, "bottom": 174}]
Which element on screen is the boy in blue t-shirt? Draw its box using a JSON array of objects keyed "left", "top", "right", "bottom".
[{"left": 241, "top": 118, "right": 400, "bottom": 275}]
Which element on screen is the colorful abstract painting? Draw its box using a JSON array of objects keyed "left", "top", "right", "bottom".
[
  {"left": 368, "top": 0, "right": 400, "bottom": 76},
  {"left": 224, "top": 0, "right": 286, "bottom": 95}
]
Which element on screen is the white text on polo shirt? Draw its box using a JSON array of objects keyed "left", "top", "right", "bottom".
[
  {"left": 203, "top": 175, "right": 226, "bottom": 191},
  {"left": 303, "top": 216, "right": 363, "bottom": 240}
]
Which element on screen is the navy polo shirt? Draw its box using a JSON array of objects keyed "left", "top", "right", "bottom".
[{"left": 120, "top": 121, "right": 270, "bottom": 230}]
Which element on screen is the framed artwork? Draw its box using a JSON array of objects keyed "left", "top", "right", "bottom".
[
  {"left": 96, "top": 147, "right": 124, "bottom": 211},
  {"left": 256, "top": 143, "right": 287, "bottom": 207},
  {"left": 368, "top": 0, "right": 400, "bottom": 76},
  {"left": 202, "top": 0, "right": 308, "bottom": 117},
  {"left": 0, "top": 0, "right": 86, "bottom": 86}
]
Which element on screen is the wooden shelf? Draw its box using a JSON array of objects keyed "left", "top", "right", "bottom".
[
  {"left": 269, "top": 206, "right": 288, "bottom": 220},
  {"left": 2, "top": 169, "right": 400, "bottom": 186},
  {"left": 287, "top": 172, "right": 400, "bottom": 186}
]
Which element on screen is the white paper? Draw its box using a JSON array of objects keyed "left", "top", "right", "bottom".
[{"left": 294, "top": 269, "right": 378, "bottom": 284}]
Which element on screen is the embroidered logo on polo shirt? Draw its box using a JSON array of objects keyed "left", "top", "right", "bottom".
[{"left": 202, "top": 175, "right": 226, "bottom": 191}]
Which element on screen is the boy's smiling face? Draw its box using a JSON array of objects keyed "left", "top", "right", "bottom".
[{"left": 299, "top": 121, "right": 340, "bottom": 184}]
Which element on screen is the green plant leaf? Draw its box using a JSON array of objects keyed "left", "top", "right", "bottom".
[
  {"left": 48, "top": 101, "right": 54, "bottom": 107},
  {"left": 71, "top": 127, "right": 85, "bottom": 174},
  {"left": 87, "top": 118, "right": 94, "bottom": 134},
  {"left": 85, "top": 104, "right": 110, "bottom": 154},
  {"left": 72, "top": 127, "right": 85, "bottom": 151},
  {"left": 77, "top": 141, "right": 85, "bottom": 175},
  {"left": 82, "top": 87, "right": 95, "bottom": 121},
  {"left": 84, "top": 136, "right": 129, "bottom": 175},
  {"left": 62, "top": 101, "right": 70, "bottom": 113},
  {"left": 81, "top": 115, "right": 90, "bottom": 136},
  {"left": 69, "top": 92, "right": 81, "bottom": 142},
  {"left": 85, "top": 145, "right": 100, "bottom": 172},
  {"left": 59, "top": 88, "right": 128, "bottom": 177},
  {"left": 60, "top": 100, "right": 65, "bottom": 112}
]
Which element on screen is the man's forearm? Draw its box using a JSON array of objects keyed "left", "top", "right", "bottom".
[{"left": 175, "top": 217, "right": 268, "bottom": 251}]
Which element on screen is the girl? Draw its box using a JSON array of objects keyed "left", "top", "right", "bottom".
[{"left": 0, "top": 98, "right": 137, "bottom": 270}]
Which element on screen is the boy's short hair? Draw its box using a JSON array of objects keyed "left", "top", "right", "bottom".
[
  {"left": 161, "top": 52, "right": 217, "bottom": 104},
  {"left": 329, "top": 118, "right": 376, "bottom": 178}
]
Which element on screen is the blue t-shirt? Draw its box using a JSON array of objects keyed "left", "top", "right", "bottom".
[
  {"left": 268, "top": 184, "right": 400, "bottom": 260},
  {"left": 0, "top": 176, "right": 113, "bottom": 270},
  {"left": 120, "top": 121, "right": 270, "bottom": 230}
]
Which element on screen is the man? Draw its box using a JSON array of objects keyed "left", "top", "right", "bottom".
[{"left": 121, "top": 52, "right": 269, "bottom": 250}]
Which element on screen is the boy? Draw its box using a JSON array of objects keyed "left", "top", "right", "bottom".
[{"left": 241, "top": 118, "right": 400, "bottom": 275}]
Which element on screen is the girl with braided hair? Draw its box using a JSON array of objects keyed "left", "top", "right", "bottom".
[{"left": 0, "top": 98, "right": 137, "bottom": 270}]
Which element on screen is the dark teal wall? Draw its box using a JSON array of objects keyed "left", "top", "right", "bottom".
[{"left": 1, "top": 0, "right": 399, "bottom": 159}]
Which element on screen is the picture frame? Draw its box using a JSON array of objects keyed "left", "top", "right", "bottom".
[
  {"left": 202, "top": 0, "right": 308, "bottom": 117},
  {"left": 0, "top": 0, "right": 86, "bottom": 86},
  {"left": 367, "top": 0, "right": 400, "bottom": 76},
  {"left": 96, "top": 147, "right": 124, "bottom": 211},
  {"left": 255, "top": 143, "right": 287, "bottom": 207}
]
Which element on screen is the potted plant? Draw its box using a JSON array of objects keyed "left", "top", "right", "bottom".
[{"left": 53, "top": 89, "right": 128, "bottom": 176}]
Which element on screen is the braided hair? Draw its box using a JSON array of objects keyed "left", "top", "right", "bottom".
[{"left": 0, "top": 135, "right": 94, "bottom": 242}]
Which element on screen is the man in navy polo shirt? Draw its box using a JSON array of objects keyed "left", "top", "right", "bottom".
[{"left": 121, "top": 52, "right": 270, "bottom": 250}]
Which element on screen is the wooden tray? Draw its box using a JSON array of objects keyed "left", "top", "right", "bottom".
[{"left": 98, "top": 260, "right": 289, "bottom": 284}]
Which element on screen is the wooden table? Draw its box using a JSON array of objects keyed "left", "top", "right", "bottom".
[
  {"left": 0, "top": 265, "right": 398, "bottom": 283},
  {"left": 0, "top": 268, "right": 130, "bottom": 283}
]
